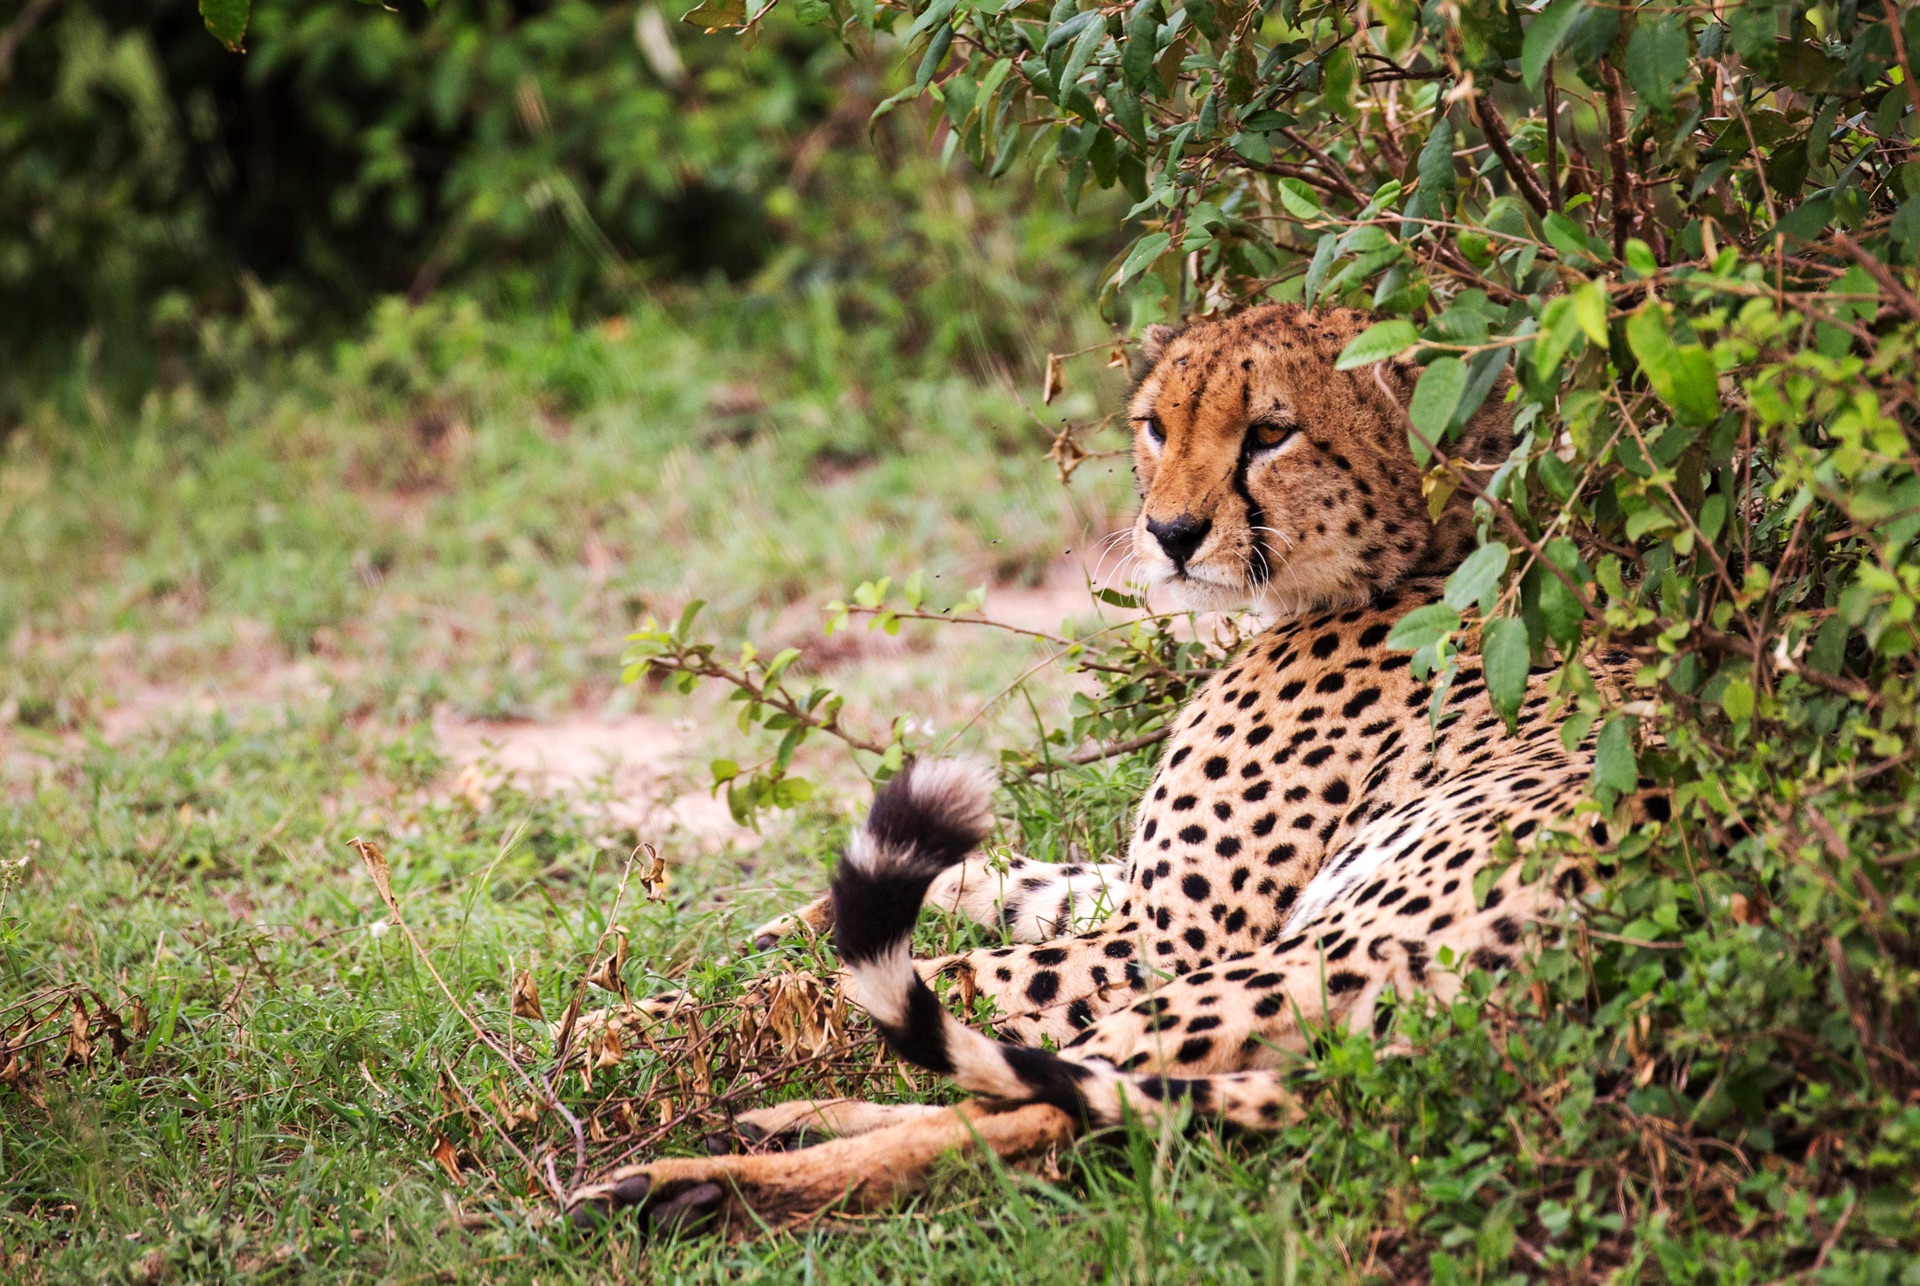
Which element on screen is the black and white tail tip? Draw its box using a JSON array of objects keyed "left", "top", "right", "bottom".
[
  {"left": 830, "top": 757, "right": 997, "bottom": 968},
  {"left": 829, "top": 760, "right": 1100, "bottom": 1116}
]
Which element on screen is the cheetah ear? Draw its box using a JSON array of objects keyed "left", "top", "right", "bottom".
[
  {"left": 1139, "top": 323, "right": 1181, "bottom": 366},
  {"left": 1132, "top": 323, "right": 1183, "bottom": 383}
]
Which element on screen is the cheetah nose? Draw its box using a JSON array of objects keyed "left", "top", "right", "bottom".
[{"left": 1146, "top": 514, "right": 1212, "bottom": 569}]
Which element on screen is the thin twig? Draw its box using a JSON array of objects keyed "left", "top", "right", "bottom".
[
  {"left": 0, "top": 0, "right": 58, "bottom": 80},
  {"left": 1015, "top": 726, "right": 1173, "bottom": 777},
  {"left": 1474, "top": 94, "right": 1551, "bottom": 216},
  {"left": 1885, "top": 2, "right": 1920, "bottom": 123},
  {"left": 1598, "top": 59, "right": 1636, "bottom": 260},
  {"left": 1832, "top": 230, "right": 1920, "bottom": 321},
  {"left": 1544, "top": 62, "right": 1561, "bottom": 212}
]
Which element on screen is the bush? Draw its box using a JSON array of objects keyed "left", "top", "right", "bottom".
[
  {"left": 0, "top": 0, "right": 844, "bottom": 397},
  {"left": 657, "top": 0, "right": 1920, "bottom": 1266}
]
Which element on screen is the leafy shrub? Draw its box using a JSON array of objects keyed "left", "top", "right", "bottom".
[
  {"left": 1, "top": 0, "right": 840, "bottom": 397},
  {"left": 4, "top": 0, "right": 1127, "bottom": 420},
  {"left": 656, "top": 0, "right": 1920, "bottom": 1266}
]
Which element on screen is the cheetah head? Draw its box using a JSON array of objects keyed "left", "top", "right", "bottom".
[{"left": 1127, "top": 304, "right": 1511, "bottom": 617}]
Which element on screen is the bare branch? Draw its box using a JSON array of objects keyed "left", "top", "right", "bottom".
[{"left": 1473, "top": 95, "right": 1551, "bottom": 217}]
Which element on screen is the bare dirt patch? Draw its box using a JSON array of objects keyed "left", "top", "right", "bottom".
[{"left": 432, "top": 708, "right": 758, "bottom": 848}]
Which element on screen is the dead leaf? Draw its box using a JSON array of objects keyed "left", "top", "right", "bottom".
[
  {"left": 639, "top": 848, "right": 668, "bottom": 903},
  {"left": 64, "top": 998, "right": 93, "bottom": 1068},
  {"left": 510, "top": 970, "right": 546, "bottom": 1022},
  {"left": 488, "top": 1086, "right": 542, "bottom": 1128},
  {"left": 131, "top": 996, "right": 151, "bottom": 1040},
  {"left": 350, "top": 837, "right": 396, "bottom": 915},
  {"left": 93, "top": 997, "right": 128, "bottom": 1058},
  {"left": 1045, "top": 422, "right": 1088, "bottom": 485},
  {"left": 591, "top": 1025, "right": 624, "bottom": 1070},
  {"left": 1042, "top": 352, "right": 1065, "bottom": 405},
  {"left": 431, "top": 1134, "right": 464, "bottom": 1186},
  {"left": 1107, "top": 341, "right": 1129, "bottom": 369},
  {"left": 1423, "top": 464, "right": 1461, "bottom": 521},
  {"left": 584, "top": 929, "right": 630, "bottom": 996},
  {"left": 551, "top": 991, "right": 584, "bottom": 1067}
]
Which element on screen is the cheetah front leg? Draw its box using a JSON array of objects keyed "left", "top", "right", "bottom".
[
  {"left": 747, "top": 853, "right": 1123, "bottom": 950},
  {"left": 569, "top": 1099, "right": 1078, "bottom": 1238}
]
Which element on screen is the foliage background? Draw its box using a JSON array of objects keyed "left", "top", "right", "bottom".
[{"left": 3, "top": 0, "right": 1920, "bottom": 1277}]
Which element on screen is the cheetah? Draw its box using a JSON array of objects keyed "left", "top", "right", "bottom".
[{"left": 569, "top": 305, "right": 1621, "bottom": 1236}]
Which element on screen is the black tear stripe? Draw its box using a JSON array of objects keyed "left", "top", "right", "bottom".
[{"left": 1233, "top": 449, "right": 1274, "bottom": 585}]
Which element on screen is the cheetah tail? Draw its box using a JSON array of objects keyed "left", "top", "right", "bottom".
[{"left": 832, "top": 760, "right": 1284, "bottom": 1130}]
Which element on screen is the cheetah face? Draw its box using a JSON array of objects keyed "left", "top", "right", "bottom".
[{"left": 1127, "top": 305, "right": 1476, "bottom": 617}]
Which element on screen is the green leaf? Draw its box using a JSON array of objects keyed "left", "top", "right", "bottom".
[
  {"left": 1593, "top": 716, "right": 1638, "bottom": 793},
  {"left": 199, "top": 0, "right": 250, "bottom": 49},
  {"left": 1109, "top": 81, "right": 1146, "bottom": 141},
  {"left": 1386, "top": 602, "right": 1462, "bottom": 652},
  {"left": 1538, "top": 537, "right": 1588, "bottom": 646},
  {"left": 1335, "top": 319, "right": 1419, "bottom": 370},
  {"left": 1116, "top": 232, "right": 1171, "bottom": 284},
  {"left": 1522, "top": 0, "right": 1584, "bottom": 89},
  {"left": 1416, "top": 114, "right": 1456, "bottom": 210},
  {"left": 1543, "top": 211, "right": 1602, "bottom": 265},
  {"left": 1122, "top": 4, "right": 1159, "bottom": 91},
  {"left": 1572, "top": 281, "right": 1609, "bottom": 345},
  {"left": 1445, "top": 542, "right": 1511, "bottom": 612},
  {"left": 1775, "top": 194, "right": 1834, "bottom": 244},
  {"left": 1059, "top": 16, "right": 1107, "bottom": 93},
  {"left": 1625, "top": 14, "right": 1689, "bottom": 113},
  {"left": 1231, "top": 131, "right": 1272, "bottom": 165},
  {"left": 1720, "top": 677, "right": 1755, "bottom": 724},
  {"left": 907, "top": 0, "right": 961, "bottom": 43},
  {"left": 1323, "top": 45, "right": 1357, "bottom": 119},
  {"left": 1407, "top": 357, "right": 1467, "bottom": 465},
  {"left": 1537, "top": 452, "right": 1576, "bottom": 501},
  {"left": 1809, "top": 616, "right": 1850, "bottom": 674},
  {"left": 1624, "top": 307, "right": 1719, "bottom": 427},
  {"left": 710, "top": 758, "right": 741, "bottom": 784},
  {"left": 1303, "top": 232, "right": 1338, "bottom": 306},
  {"left": 1277, "top": 178, "right": 1322, "bottom": 220},
  {"left": 682, "top": 0, "right": 748, "bottom": 30},
  {"left": 1482, "top": 617, "right": 1531, "bottom": 729},
  {"left": 1532, "top": 296, "right": 1581, "bottom": 379},
  {"left": 915, "top": 24, "right": 954, "bottom": 91}
]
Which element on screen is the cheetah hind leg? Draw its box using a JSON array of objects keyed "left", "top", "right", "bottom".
[
  {"left": 746, "top": 854, "right": 1123, "bottom": 951},
  {"left": 570, "top": 1099, "right": 1078, "bottom": 1239}
]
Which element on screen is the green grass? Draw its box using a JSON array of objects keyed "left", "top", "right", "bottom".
[
  {"left": 3, "top": 296, "right": 1911, "bottom": 1283},
  {"left": 3, "top": 293, "right": 1128, "bottom": 725}
]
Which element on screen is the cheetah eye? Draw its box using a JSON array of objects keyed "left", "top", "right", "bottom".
[
  {"left": 1245, "top": 417, "right": 1298, "bottom": 454},
  {"left": 1138, "top": 414, "right": 1167, "bottom": 445}
]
